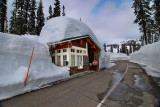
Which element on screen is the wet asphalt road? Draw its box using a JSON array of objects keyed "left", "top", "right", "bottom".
[{"left": 1, "top": 60, "right": 160, "bottom": 107}]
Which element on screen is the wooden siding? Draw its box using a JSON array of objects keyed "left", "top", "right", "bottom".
[{"left": 71, "top": 38, "right": 86, "bottom": 48}]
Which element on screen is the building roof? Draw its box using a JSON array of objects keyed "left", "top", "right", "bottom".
[{"left": 38, "top": 16, "right": 101, "bottom": 50}]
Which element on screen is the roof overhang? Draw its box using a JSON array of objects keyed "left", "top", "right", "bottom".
[{"left": 48, "top": 35, "right": 101, "bottom": 51}]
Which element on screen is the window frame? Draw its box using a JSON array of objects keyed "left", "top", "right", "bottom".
[
  {"left": 71, "top": 49, "right": 75, "bottom": 52},
  {"left": 71, "top": 55, "right": 75, "bottom": 66},
  {"left": 57, "top": 56, "right": 61, "bottom": 66},
  {"left": 63, "top": 55, "right": 67, "bottom": 66},
  {"left": 63, "top": 49, "right": 67, "bottom": 52},
  {"left": 57, "top": 50, "right": 61, "bottom": 53},
  {"left": 77, "top": 55, "right": 82, "bottom": 66}
]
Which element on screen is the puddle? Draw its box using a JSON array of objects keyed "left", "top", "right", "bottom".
[
  {"left": 98, "top": 71, "right": 142, "bottom": 103},
  {"left": 134, "top": 75, "right": 149, "bottom": 91}
]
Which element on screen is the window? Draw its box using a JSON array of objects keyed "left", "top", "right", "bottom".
[
  {"left": 63, "top": 49, "right": 67, "bottom": 52},
  {"left": 71, "top": 49, "right": 75, "bottom": 52},
  {"left": 57, "top": 56, "right": 61, "bottom": 66},
  {"left": 80, "top": 50, "right": 82, "bottom": 53},
  {"left": 63, "top": 55, "right": 67, "bottom": 66},
  {"left": 77, "top": 49, "right": 79, "bottom": 53},
  {"left": 77, "top": 55, "right": 82, "bottom": 66},
  {"left": 57, "top": 50, "right": 61, "bottom": 53},
  {"left": 71, "top": 55, "right": 75, "bottom": 66},
  {"left": 83, "top": 50, "right": 86, "bottom": 54},
  {"left": 52, "top": 50, "right": 55, "bottom": 54}
]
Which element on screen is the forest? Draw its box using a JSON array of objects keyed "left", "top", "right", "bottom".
[{"left": 0, "top": 0, "right": 65, "bottom": 35}]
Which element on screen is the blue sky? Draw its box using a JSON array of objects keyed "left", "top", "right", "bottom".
[
  {"left": 7, "top": 0, "right": 140, "bottom": 44},
  {"left": 92, "top": 0, "right": 132, "bottom": 14}
]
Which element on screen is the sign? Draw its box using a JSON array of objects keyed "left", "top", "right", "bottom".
[
  {"left": 92, "top": 60, "right": 98, "bottom": 66},
  {"left": 83, "top": 56, "right": 88, "bottom": 65}
]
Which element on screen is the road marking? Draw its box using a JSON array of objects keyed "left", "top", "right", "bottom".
[{"left": 96, "top": 62, "right": 129, "bottom": 107}]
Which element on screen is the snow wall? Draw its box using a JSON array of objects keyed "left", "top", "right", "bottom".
[
  {"left": 99, "top": 46, "right": 113, "bottom": 69},
  {"left": 0, "top": 33, "right": 69, "bottom": 100},
  {"left": 130, "top": 41, "right": 160, "bottom": 77}
]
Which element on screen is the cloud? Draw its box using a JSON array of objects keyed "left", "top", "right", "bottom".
[
  {"left": 7, "top": 0, "right": 141, "bottom": 44},
  {"left": 60, "top": 0, "right": 141, "bottom": 44}
]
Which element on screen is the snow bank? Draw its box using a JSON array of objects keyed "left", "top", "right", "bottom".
[
  {"left": 99, "top": 48, "right": 113, "bottom": 69},
  {"left": 130, "top": 41, "right": 160, "bottom": 77},
  {"left": 0, "top": 32, "right": 69, "bottom": 100},
  {"left": 38, "top": 16, "right": 101, "bottom": 48},
  {"left": 108, "top": 52, "right": 130, "bottom": 60}
]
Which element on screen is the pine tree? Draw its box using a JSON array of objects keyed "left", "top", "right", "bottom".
[
  {"left": 103, "top": 43, "right": 107, "bottom": 52},
  {"left": 23, "top": 0, "right": 31, "bottom": 34},
  {"left": 110, "top": 44, "right": 113, "bottom": 53},
  {"left": 132, "top": 0, "right": 152, "bottom": 45},
  {"left": 62, "top": 5, "right": 65, "bottom": 16},
  {"left": 117, "top": 46, "right": 119, "bottom": 53},
  {"left": 47, "top": 5, "right": 53, "bottom": 20},
  {"left": 4, "top": 13, "right": 8, "bottom": 33},
  {"left": 53, "top": 0, "right": 61, "bottom": 17},
  {"left": 28, "top": 0, "right": 36, "bottom": 35},
  {"left": 129, "top": 44, "right": 132, "bottom": 54},
  {"left": 9, "top": 9, "right": 17, "bottom": 34},
  {"left": 36, "top": 0, "right": 45, "bottom": 35},
  {"left": 15, "top": 0, "right": 26, "bottom": 35},
  {"left": 0, "top": 0, "right": 7, "bottom": 32},
  {"left": 153, "top": 0, "right": 160, "bottom": 40},
  {"left": 121, "top": 44, "right": 126, "bottom": 53}
]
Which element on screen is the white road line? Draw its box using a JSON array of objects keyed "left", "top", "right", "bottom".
[{"left": 96, "top": 62, "right": 129, "bottom": 107}]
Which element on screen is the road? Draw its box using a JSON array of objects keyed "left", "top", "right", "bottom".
[{"left": 1, "top": 60, "right": 160, "bottom": 107}]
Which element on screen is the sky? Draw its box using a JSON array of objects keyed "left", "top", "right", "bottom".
[{"left": 7, "top": 0, "right": 141, "bottom": 44}]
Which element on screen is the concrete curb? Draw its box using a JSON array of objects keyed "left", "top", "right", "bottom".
[{"left": 40, "top": 71, "right": 95, "bottom": 88}]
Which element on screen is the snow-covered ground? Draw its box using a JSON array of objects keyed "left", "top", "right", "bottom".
[
  {"left": 0, "top": 32, "right": 69, "bottom": 100},
  {"left": 130, "top": 41, "right": 160, "bottom": 78},
  {"left": 99, "top": 48, "right": 114, "bottom": 69},
  {"left": 0, "top": 17, "right": 112, "bottom": 100},
  {"left": 108, "top": 52, "right": 130, "bottom": 61}
]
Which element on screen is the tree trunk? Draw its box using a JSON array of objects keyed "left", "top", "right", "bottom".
[{"left": 1, "top": 0, "right": 7, "bottom": 32}]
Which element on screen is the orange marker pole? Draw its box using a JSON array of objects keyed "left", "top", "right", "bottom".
[{"left": 24, "top": 46, "right": 35, "bottom": 86}]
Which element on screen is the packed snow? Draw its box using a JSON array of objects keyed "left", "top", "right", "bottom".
[
  {"left": 0, "top": 17, "right": 112, "bottom": 100},
  {"left": 0, "top": 32, "right": 69, "bottom": 100},
  {"left": 38, "top": 16, "right": 101, "bottom": 48},
  {"left": 108, "top": 52, "right": 130, "bottom": 60},
  {"left": 130, "top": 41, "right": 160, "bottom": 78},
  {"left": 99, "top": 48, "right": 114, "bottom": 69}
]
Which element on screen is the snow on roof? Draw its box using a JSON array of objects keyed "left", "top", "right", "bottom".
[{"left": 38, "top": 16, "right": 101, "bottom": 49}]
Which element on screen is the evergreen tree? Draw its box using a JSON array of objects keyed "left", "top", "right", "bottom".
[
  {"left": 28, "top": 0, "right": 36, "bottom": 34},
  {"left": 103, "top": 43, "right": 107, "bottom": 52},
  {"left": 24, "top": 0, "right": 31, "bottom": 33},
  {"left": 62, "top": 5, "right": 65, "bottom": 16},
  {"left": 0, "top": 0, "right": 7, "bottom": 32},
  {"left": 47, "top": 5, "right": 53, "bottom": 20},
  {"left": 9, "top": 9, "right": 17, "bottom": 34},
  {"left": 53, "top": 0, "right": 61, "bottom": 17},
  {"left": 4, "top": 13, "right": 8, "bottom": 33},
  {"left": 36, "top": 0, "right": 45, "bottom": 35},
  {"left": 110, "top": 44, "right": 113, "bottom": 53},
  {"left": 121, "top": 44, "right": 126, "bottom": 53},
  {"left": 129, "top": 44, "right": 132, "bottom": 54},
  {"left": 15, "top": 0, "right": 26, "bottom": 35},
  {"left": 117, "top": 46, "right": 119, "bottom": 53},
  {"left": 132, "top": 0, "right": 152, "bottom": 45},
  {"left": 153, "top": 0, "right": 160, "bottom": 39}
]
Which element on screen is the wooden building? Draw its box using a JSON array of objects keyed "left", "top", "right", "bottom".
[{"left": 48, "top": 35, "right": 101, "bottom": 71}]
